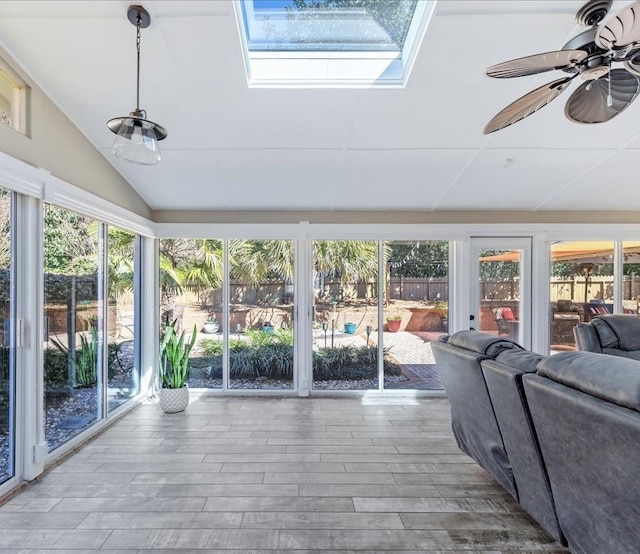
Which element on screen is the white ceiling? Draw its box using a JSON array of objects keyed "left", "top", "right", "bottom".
[{"left": 1, "top": 0, "right": 639, "bottom": 212}]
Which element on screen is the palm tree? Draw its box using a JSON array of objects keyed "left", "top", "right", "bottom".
[
  {"left": 159, "top": 238, "right": 388, "bottom": 311},
  {"left": 314, "top": 240, "right": 380, "bottom": 284},
  {"left": 229, "top": 239, "right": 294, "bottom": 284}
]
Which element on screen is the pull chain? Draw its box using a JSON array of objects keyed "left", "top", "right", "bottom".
[{"left": 607, "top": 58, "right": 613, "bottom": 107}]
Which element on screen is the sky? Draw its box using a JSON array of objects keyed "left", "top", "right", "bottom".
[{"left": 253, "top": 0, "right": 297, "bottom": 9}]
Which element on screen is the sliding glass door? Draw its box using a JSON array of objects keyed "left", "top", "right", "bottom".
[
  {"left": 43, "top": 205, "right": 104, "bottom": 452},
  {"left": 311, "top": 240, "right": 379, "bottom": 391},
  {"left": 0, "top": 187, "right": 14, "bottom": 484},
  {"left": 229, "top": 240, "right": 294, "bottom": 390}
]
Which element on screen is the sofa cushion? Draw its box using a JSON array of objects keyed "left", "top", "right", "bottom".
[
  {"left": 446, "top": 331, "right": 522, "bottom": 357},
  {"left": 592, "top": 315, "right": 640, "bottom": 351},
  {"left": 494, "top": 349, "right": 546, "bottom": 373},
  {"left": 591, "top": 317, "right": 619, "bottom": 348},
  {"left": 537, "top": 351, "right": 640, "bottom": 412}
]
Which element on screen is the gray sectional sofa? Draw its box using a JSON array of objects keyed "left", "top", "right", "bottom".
[
  {"left": 433, "top": 330, "right": 640, "bottom": 553},
  {"left": 573, "top": 313, "right": 640, "bottom": 359},
  {"left": 431, "top": 333, "right": 563, "bottom": 544}
]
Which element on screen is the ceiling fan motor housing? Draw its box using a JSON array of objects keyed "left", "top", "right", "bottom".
[{"left": 576, "top": 0, "right": 613, "bottom": 27}]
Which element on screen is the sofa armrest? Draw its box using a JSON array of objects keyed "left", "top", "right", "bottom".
[
  {"left": 573, "top": 323, "right": 602, "bottom": 353},
  {"left": 446, "top": 330, "right": 522, "bottom": 357}
]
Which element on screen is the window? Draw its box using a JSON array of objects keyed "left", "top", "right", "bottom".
[
  {"left": 107, "top": 227, "right": 141, "bottom": 411},
  {"left": 236, "top": 0, "right": 436, "bottom": 86},
  {"left": 0, "top": 58, "right": 28, "bottom": 134},
  {"left": 43, "top": 206, "right": 104, "bottom": 451}
]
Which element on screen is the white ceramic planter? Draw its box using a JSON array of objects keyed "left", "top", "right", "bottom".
[
  {"left": 203, "top": 322, "right": 219, "bottom": 334},
  {"left": 159, "top": 386, "right": 190, "bottom": 413}
]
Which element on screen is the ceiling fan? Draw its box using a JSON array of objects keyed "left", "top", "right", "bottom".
[{"left": 484, "top": 0, "right": 640, "bottom": 134}]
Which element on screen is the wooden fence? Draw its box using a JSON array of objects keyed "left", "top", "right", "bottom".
[{"left": 193, "top": 276, "right": 640, "bottom": 307}]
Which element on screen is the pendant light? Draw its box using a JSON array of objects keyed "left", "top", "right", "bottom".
[{"left": 107, "top": 5, "right": 167, "bottom": 165}]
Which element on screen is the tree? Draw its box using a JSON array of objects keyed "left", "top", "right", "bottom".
[
  {"left": 387, "top": 241, "right": 448, "bottom": 278},
  {"left": 0, "top": 188, "right": 10, "bottom": 270},
  {"left": 106, "top": 228, "right": 136, "bottom": 299},
  {"left": 289, "top": 0, "right": 418, "bottom": 48},
  {"left": 159, "top": 238, "right": 383, "bottom": 307},
  {"left": 43, "top": 206, "right": 97, "bottom": 275}
]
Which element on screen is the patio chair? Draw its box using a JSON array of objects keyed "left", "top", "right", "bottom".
[
  {"left": 492, "top": 307, "right": 517, "bottom": 337},
  {"left": 581, "top": 301, "right": 612, "bottom": 322}
]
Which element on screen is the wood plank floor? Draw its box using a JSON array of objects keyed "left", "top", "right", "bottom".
[{"left": 0, "top": 394, "right": 570, "bottom": 552}]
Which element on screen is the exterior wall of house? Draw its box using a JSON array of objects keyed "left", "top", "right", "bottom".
[{"left": 0, "top": 46, "right": 151, "bottom": 219}]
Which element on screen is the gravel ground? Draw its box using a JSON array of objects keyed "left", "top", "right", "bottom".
[
  {"left": 45, "top": 370, "right": 135, "bottom": 451},
  {"left": 0, "top": 433, "right": 9, "bottom": 483},
  {"left": 45, "top": 387, "right": 98, "bottom": 451}
]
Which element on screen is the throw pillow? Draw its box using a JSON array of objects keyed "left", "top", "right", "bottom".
[{"left": 501, "top": 307, "right": 516, "bottom": 320}]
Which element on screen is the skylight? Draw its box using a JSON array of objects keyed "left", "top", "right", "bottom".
[{"left": 236, "top": 0, "right": 437, "bottom": 87}]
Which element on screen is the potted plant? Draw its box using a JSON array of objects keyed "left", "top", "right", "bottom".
[
  {"left": 385, "top": 314, "right": 402, "bottom": 333},
  {"left": 202, "top": 313, "right": 219, "bottom": 334},
  {"left": 432, "top": 301, "right": 448, "bottom": 332},
  {"left": 262, "top": 320, "right": 274, "bottom": 334},
  {"left": 159, "top": 320, "right": 197, "bottom": 413},
  {"left": 344, "top": 321, "right": 357, "bottom": 334}
]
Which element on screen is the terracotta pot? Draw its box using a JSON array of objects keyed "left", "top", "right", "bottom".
[{"left": 387, "top": 319, "right": 401, "bottom": 332}]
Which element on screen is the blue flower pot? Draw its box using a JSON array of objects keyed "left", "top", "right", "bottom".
[{"left": 344, "top": 323, "right": 356, "bottom": 334}]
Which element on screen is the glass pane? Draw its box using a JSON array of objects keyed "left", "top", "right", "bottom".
[
  {"left": 312, "top": 240, "right": 378, "bottom": 391},
  {"left": 229, "top": 240, "right": 294, "bottom": 390},
  {"left": 478, "top": 249, "right": 521, "bottom": 342},
  {"left": 622, "top": 241, "right": 640, "bottom": 316},
  {"left": 43, "top": 206, "right": 103, "bottom": 452},
  {"left": 107, "top": 228, "right": 139, "bottom": 411},
  {"left": 0, "top": 186, "right": 14, "bottom": 483},
  {"left": 549, "top": 241, "right": 614, "bottom": 353},
  {"left": 383, "top": 240, "right": 447, "bottom": 391},
  {"left": 159, "top": 239, "right": 223, "bottom": 389},
  {"left": 0, "top": 60, "right": 26, "bottom": 133},
  {"left": 0, "top": 77, "right": 12, "bottom": 128},
  {"left": 242, "top": 0, "right": 419, "bottom": 52}
]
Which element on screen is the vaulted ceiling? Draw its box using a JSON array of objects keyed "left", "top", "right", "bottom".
[{"left": 0, "top": 1, "right": 639, "bottom": 212}]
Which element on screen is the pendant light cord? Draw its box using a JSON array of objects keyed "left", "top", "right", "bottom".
[{"left": 136, "top": 15, "right": 141, "bottom": 112}]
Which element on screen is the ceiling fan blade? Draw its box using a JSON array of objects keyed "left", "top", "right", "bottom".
[
  {"left": 624, "top": 48, "right": 640, "bottom": 75},
  {"left": 595, "top": 0, "right": 640, "bottom": 49},
  {"left": 565, "top": 68, "right": 640, "bottom": 124},
  {"left": 486, "top": 50, "right": 588, "bottom": 78},
  {"left": 484, "top": 77, "right": 573, "bottom": 134}
]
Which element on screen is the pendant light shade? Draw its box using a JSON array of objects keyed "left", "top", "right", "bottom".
[
  {"left": 108, "top": 110, "right": 167, "bottom": 165},
  {"left": 107, "top": 5, "right": 167, "bottom": 165}
]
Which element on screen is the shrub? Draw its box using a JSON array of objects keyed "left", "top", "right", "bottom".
[
  {"left": 193, "top": 330, "right": 401, "bottom": 382},
  {"left": 199, "top": 338, "right": 223, "bottom": 357},
  {"left": 43, "top": 348, "right": 69, "bottom": 385},
  {"left": 50, "top": 327, "right": 98, "bottom": 388},
  {"left": 312, "top": 345, "right": 402, "bottom": 381}
]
